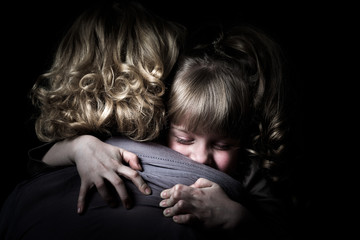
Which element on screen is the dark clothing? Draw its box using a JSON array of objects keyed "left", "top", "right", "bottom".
[{"left": 0, "top": 167, "right": 200, "bottom": 240}]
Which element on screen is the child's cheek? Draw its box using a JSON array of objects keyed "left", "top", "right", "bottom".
[
  {"left": 214, "top": 152, "right": 234, "bottom": 173},
  {"left": 169, "top": 142, "right": 189, "bottom": 157}
]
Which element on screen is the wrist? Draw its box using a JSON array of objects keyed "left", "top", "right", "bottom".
[
  {"left": 71, "top": 135, "right": 95, "bottom": 165},
  {"left": 223, "top": 201, "right": 255, "bottom": 230}
]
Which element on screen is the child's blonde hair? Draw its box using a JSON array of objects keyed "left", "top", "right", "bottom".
[{"left": 168, "top": 24, "right": 287, "bottom": 180}]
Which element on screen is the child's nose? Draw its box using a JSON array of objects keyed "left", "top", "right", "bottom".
[{"left": 190, "top": 144, "right": 213, "bottom": 166}]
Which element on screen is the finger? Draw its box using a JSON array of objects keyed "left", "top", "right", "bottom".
[
  {"left": 159, "top": 190, "right": 178, "bottom": 207},
  {"left": 160, "top": 187, "right": 178, "bottom": 207},
  {"left": 173, "top": 214, "right": 197, "bottom": 225},
  {"left": 160, "top": 184, "right": 189, "bottom": 207},
  {"left": 159, "top": 189, "right": 178, "bottom": 207},
  {"left": 94, "top": 179, "right": 119, "bottom": 208},
  {"left": 160, "top": 188, "right": 171, "bottom": 199},
  {"left": 98, "top": 174, "right": 132, "bottom": 209},
  {"left": 116, "top": 165, "right": 151, "bottom": 195},
  {"left": 77, "top": 182, "right": 93, "bottom": 214},
  {"left": 163, "top": 199, "right": 194, "bottom": 217},
  {"left": 119, "top": 148, "right": 142, "bottom": 171},
  {"left": 190, "top": 178, "right": 213, "bottom": 188}
]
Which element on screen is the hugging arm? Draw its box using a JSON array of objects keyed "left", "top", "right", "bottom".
[{"left": 28, "top": 135, "right": 151, "bottom": 213}]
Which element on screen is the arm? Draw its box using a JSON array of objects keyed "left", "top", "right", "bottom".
[
  {"left": 37, "top": 135, "right": 151, "bottom": 213},
  {"left": 27, "top": 141, "right": 59, "bottom": 177}
]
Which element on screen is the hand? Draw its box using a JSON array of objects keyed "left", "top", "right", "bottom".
[
  {"left": 70, "top": 135, "right": 151, "bottom": 213},
  {"left": 160, "top": 178, "right": 247, "bottom": 229}
]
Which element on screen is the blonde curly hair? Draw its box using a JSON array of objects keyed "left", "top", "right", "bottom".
[{"left": 31, "top": 1, "right": 186, "bottom": 142}]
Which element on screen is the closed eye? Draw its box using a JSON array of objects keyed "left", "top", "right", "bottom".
[
  {"left": 175, "top": 136, "right": 194, "bottom": 145},
  {"left": 213, "top": 141, "right": 241, "bottom": 151},
  {"left": 213, "top": 144, "right": 233, "bottom": 151}
]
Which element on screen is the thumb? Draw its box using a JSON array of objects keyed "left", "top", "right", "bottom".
[{"left": 190, "top": 178, "right": 213, "bottom": 188}]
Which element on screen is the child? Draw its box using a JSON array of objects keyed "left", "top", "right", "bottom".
[{"left": 159, "top": 23, "right": 289, "bottom": 234}]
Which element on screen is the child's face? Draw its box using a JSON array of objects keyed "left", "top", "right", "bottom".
[{"left": 168, "top": 123, "right": 240, "bottom": 175}]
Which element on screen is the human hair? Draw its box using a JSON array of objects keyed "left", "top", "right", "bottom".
[
  {"left": 31, "top": 1, "right": 186, "bottom": 142},
  {"left": 167, "top": 24, "right": 287, "bottom": 180}
]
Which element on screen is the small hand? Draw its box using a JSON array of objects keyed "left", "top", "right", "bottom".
[{"left": 160, "top": 178, "right": 244, "bottom": 229}]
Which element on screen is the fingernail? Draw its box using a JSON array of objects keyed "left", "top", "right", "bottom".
[
  {"left": 124, "top": 199, "right": 132, "bottom": 209},
  {"left": 145, "top": 187, "right": 151, "bottom": 195},
  {"left": 77, "top": 207, "right": 82, "bottom": 214},
  {"left": 137, "top": 163, "right": 143, "bottom": 171},
  {"left": 160, "top": 191, "right": 166, "bottom": 198},
  {"left": 159, "top": 200, "right": 166, "bottom": 207},
  {"left": 163, "top": 209, "right": 170, "bottom": 216}
]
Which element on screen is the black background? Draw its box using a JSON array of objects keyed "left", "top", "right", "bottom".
[{"left": 1, "top": 0, "right": 344, "bottom": 238}]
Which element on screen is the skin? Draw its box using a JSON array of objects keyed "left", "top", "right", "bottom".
[
  {"left": 167, "top": 123, "right": 240, "bottom": 175},
  {"left": 43, "top": 135, "right": 151, "bottom": 213},
  {"left": 159, "top": 177, "right": 249, "bottom": 229}
]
